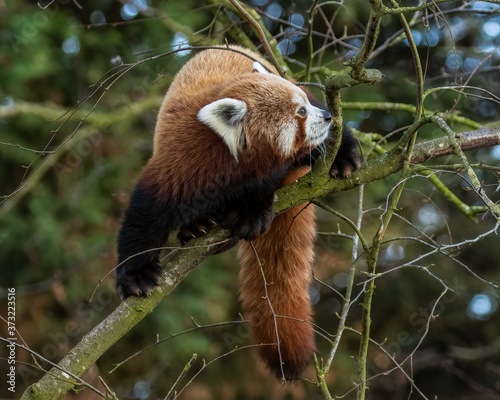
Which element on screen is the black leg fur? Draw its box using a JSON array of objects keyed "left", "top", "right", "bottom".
[
  {"left": 297, "top": 125, "right": 361, "bottom": 177},
  {"left": 219, "top": 179, "right": 277, "bottom": 241},
  {"left": 116, "top": 181, "right": 182, "bottom": 299},
  {"left": 329, "top": 126, "right": 362, "bottom": 178},
  {"left": 117, "top": 134, "right": 357, "bottom": 300},
  {"left": 117, "top": 169, "right": 288, "bottom": 299}
]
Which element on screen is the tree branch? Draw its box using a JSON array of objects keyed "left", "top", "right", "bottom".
[
  {"left": 20, "top": 229, "right": 232, "bottom": 400},
  {"left": 19, "top": 126, "right": 500, "bottom": 400},
  {"left": 225, "top": 0, "right": 287, "bottom": 77},
  {"left": 411, "top": 126, "right": 500, "bottom": 164}
]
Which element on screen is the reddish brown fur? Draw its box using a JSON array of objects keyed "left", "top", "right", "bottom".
[
  {"left": 293, "top": 115, "right": 307, "bottom": 150},
  {"left": 238, "top": 166, "right": 316, "bottom": 379},
  {"left": 118, "top": 46, "right": 359, "bottom": 377},
  {"left": 142, "top": 46, "right": 318, "bottom": 378},
  {"left": 142, "top": 46, "right": 307, "bottom": 200}
]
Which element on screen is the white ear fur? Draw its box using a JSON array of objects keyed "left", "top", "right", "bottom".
[
  {"left": 198, "top": 98, "right": 247, "bottom": 160},
  {"left": 252, "top": 61, "right": 269, "bottom": 74}
]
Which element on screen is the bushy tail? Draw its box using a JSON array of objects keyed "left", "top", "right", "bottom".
[{"left": 237, "top": 166, "right": 316, "bottom": 380}]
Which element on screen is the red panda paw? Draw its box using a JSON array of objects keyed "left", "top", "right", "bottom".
[
  {"left": 178, "top": 216, "right": 219, "bottom": 244},
  {"left": 116, "top": 261, "right": 162, "bottom": 300},
  {"left": 178, "top": 223, "right": 210, "bottom": 245},
  {"left": 330, "top": 126, "right": 362, "bottom": 178},
  {"left": 221, "top": 205, "right": 274, "bottom": 241},
  {"left": 330, "top": 147, "right": 361, "bottom": 178}
]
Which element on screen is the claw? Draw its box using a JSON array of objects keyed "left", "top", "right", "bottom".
[
  {"left": 200, "top": 228, "right": 207, "bottom": 234},
  {"left": 208, "top": 217, "right": 217, "bottom": 226}
]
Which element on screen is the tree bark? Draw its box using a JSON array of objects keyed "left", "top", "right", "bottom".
[{"left": 20, "top": 127, "right": 500, "bottom": 400}]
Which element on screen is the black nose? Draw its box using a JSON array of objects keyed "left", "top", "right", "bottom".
[{"left": 322, "top": 110, "right": 332, "bottom": 122}]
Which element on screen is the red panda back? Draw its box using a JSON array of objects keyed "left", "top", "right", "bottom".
[{"left": 161, "top": 45, "right": 277, "bottom": 108}]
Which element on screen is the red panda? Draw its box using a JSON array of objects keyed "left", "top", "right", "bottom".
[{"left": 116, "top": 45, "right": 360, "bottom": 380}]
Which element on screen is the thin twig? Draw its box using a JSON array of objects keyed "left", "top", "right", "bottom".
[{"left": 227, "top": 0, "right": 285, "bottom": 77}]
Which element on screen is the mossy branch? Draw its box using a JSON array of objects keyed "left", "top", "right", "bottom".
[
  {"left": 429, "top": 116, "right": 500, "bottom": 221},
  {"left": 317, "top": 0, "right": 383, "bottom": 175},
  {"left": 274, "top": 126, "right": 500, "bottom": 214},
  {"left": 18, "top": 125, "right": 500, "bottom": 400},
  {"left": 20, "top": 229, "right": 232, "bottom": 400}
]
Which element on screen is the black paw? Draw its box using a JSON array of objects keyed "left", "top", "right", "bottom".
[
  {"left": 116, "top": 261, "right": 162, "bottom": 300},
  {"left": 330, "top": 127, "right": 362, "bottom": 178},
  {"left": 177, "top": 217, "right": 217, "bottom": 244},
  {"left": 221, "top": 205, "right": 274, "bottom": 241},
  {"left": 330, "top": 147, "right": 361, "bottom": 178}
]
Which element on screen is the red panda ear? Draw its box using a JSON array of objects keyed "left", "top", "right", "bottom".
[
  {"left": 252, "top": 61, "right": 269, "bottom": 74},
  {"left": 198, "top": 98, "right": 247, "bottom": 160}
]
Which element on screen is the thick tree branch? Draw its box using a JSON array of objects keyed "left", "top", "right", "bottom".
[
  {"left": 20, "top": 229, "right": 232, "bottom": 400},
  {"left": 20, "top": 127, "right": 500, "bottom": 400},
  {"left": 410, "top": 127, "right": 500, "bottom": 164},
  {"left": 275, "top": 127, "right": 500, "bottom": 213}
]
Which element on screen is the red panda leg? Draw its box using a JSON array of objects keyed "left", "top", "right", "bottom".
[
  {"left": 116, "top": 179, "right": 182, "bottom": 299},
  {"left": 117, "top": 168, "right": 287, "bottom": 299},
  {"left": 238, "top": 166, "right": 316, "bottom": 380}
]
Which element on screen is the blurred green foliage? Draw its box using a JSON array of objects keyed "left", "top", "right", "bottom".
[{"left": 1, "top": 0, "right": 499, "bottom": 399}]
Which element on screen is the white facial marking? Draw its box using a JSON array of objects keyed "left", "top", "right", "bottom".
[
  {"left": 292, "top": 89, "right": 331, "bottom": 147},
  {"left": 275, "top": 92, "right": 306, "bottom": 155},
  {"left": 252, "top": 61, "right": 269, "bottom": 74},
  {"left": 275, "top": 91, "right": 305, "bottom": 155},
  {"left": 277, "top": 120, "right": 298, "bottom": 155},
  {"left": 290, "top": 89, "right": 331, "bottom": 150},
  {"left": 305, "top": 103, "right": 330, "bottom": 147},
  {"left": 292, "top": 92, "right": 305, "bottom": 106},
  {"left": 198, "top": 98, "right": 247, "bottom": 160}
]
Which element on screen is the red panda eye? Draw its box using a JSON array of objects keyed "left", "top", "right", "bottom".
[{"left": 297, "top": 107, "right": 307, "bottom": 117}]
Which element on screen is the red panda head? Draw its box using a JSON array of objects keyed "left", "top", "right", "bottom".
[{"left": 197, "top": 62, "right": 331, "bottom": 162}]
